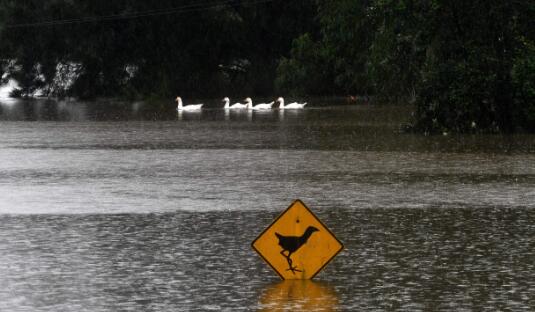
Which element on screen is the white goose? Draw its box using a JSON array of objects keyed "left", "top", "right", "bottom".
[
  {"left": 244, "top": 97, "right": 274, "bottom": 110},
  {"left": 176, "top": 96, "right": 203, "bottom": 111},
  {"left": 277, "top": 97, "right": 307, "bottom": 109},
  {"left": 223, "top": 97, "right": 247, "bottom": 109}
]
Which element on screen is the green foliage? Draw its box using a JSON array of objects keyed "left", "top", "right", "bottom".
[
  {"left": 367, "top": 0, "right": 432, "bottom": 101},
  {"left": 0, "top": 0, "right": 315, "bottom": 99},
  {"left": 316, "top": 0, "right": 373, "bottom": 94},
  {"left": 412, "top": 1, "right": 533, "bottom": 133},
  {"left": 275, "top": 34, "right": 332, "bottom": 96},
  {"left": 276, "top": 0, "right": 534, "bottom": 133},
  {"left": 276, "top": 0, "right": 373, "bottom": 96}
]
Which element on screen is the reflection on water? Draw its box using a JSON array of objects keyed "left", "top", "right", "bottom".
[
  {"left": 258, "top": 280, "right": 339, "bottom": 311},
  {"left": 0, "top": 99, "right": 88, "bottom": 121},
  {"left": 177, "top": 109, "right": 204, "bottom": 121}
]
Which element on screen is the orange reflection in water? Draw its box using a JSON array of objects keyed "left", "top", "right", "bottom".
[{"left": 258, "top": 280, "right": 339, "bottom": 312}]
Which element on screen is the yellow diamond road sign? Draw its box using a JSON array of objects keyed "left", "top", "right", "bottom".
[{"left": 252, "top": 200, "right": 343, "bottom": 280}]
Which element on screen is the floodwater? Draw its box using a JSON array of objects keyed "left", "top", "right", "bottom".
[{"left": 1, "top": 98, "right": 534, "bottom": 311}]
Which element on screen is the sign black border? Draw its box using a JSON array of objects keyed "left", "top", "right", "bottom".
[{"left": 251, "top": 199, "right": 344, "bottom": 280}]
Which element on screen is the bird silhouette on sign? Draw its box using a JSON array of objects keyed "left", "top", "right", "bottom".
[{"left": 275, "top": 226, "right": 319, "bottom": 274}]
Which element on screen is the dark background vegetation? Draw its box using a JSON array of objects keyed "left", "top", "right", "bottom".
[{"left": 0, "top": 0, "right": 534, "bottom": 133}]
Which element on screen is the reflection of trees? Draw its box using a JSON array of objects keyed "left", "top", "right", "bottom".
[
  {"left": 41, "top": 99, "right": 59, "bottom": 120},
  {"left": 22, "top": 101, "right": 36, "bottom": 121}
]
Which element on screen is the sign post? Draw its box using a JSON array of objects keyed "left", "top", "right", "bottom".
[{"left": 252, "top": 199, "right": 343, "bottom": 280}]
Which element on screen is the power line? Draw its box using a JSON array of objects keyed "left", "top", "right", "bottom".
[
  {"left": 4, "top": 0, "right": 275, "bottom": 28},
  {"left": 4, "top": 0, "right": 272, "bottom": 28}
]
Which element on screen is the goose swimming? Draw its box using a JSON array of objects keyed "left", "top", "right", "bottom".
[
  {"left": 176, "top": 97, "right": 203, "bottom": 111},
  {"left": 244, "top": 97, "right": 274, "bottom": 110},
  {"left": 277, "top": 97, "right": 307, "bottom": 109},
  {"left": 223, "top": 97, "right": 247, "bottom": 109}
]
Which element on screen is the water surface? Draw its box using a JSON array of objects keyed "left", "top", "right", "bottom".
[{"left": 1, "top": 99, "right": 534, "bottom": 310}]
